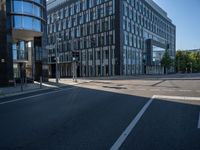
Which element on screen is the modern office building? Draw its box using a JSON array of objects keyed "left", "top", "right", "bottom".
[
  {"left": 0, "top": 0, "right": 48, "bottom": 86},
  {"left": 46, "top": 0, "right": 176, "bottom": 77}
]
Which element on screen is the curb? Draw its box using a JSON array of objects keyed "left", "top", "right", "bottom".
[
  {"left": 0, "top": 81, "right": 92, "bottom": 99},
  {"left": 0, "top": 87, "right": 52, "bottom": 99}
]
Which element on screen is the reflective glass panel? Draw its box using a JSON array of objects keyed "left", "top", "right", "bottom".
[
  {"left": 152, "top": 46, "right": 165, "bottom": 65},
  {"left": 23, "top": 16, "right": 33, "bottom": 30},
  {"left": 33, "top": 19, "right": 41, "bottom": 32},
  {"left": 23, "top": 2, "right": 33, "bottom": 15},
  {"left": 14, "top": 16, "right": 22, "bottom": 28},
  {"left": 12, "top": 44, "right": 17, "bottom": 60},
  {"left": 34, "top": 5, "right": 41, "bottom": 17},
  {"left": 13, "top": 1, "right": 22, "bottom": 13}
]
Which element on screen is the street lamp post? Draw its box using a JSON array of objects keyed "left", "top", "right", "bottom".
[
  {"left": 55, "top": 37, "right": 61, "bottom": 84},
  {"left": 55, "top": 41, "right": 58, "bottom": 84},
  {"left": 53, "top": 13, "right": 61, "bottom": 84},
  {"left": 91, "top": 37, "right": 96, "bottom": 77}
]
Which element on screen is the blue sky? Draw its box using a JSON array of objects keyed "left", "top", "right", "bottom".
[{"left": 153, "top": 0, "right": 200, "bottom": 50}]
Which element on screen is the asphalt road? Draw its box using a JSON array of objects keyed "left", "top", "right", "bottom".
[{"left": 0, "top": 76, "right": 200, "bottom": 150}]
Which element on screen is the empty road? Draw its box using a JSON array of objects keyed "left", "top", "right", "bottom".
[{"left": 0, "top": 75, "right": 200, "bottom": 150}]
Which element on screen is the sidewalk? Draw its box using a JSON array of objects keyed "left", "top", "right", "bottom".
[
  {"left": 0, "top": 83, "right": 50, "bottom": 98},
  {"left": 1, "top": 73, "right": 199, "bottom": 98},
  {"left": 0, "top": 79, "right": 91, "bottom": 98},
  {"left": 48, "top": 78, "right": 93, "bottom": 86},
  {"left": 73, "top": 73, "right": 200, "bottom": 81}
]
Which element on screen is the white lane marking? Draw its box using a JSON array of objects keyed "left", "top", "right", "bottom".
[
  {"left": 110, "top": 95, "right": 155, "bottom": 150},
  {"left": 0, "top": 87, "right": 77, "bottom": 105},
  {"left": 196, "top": 90, "right": 200, "bottom": 93},
  {"left": 154, "top": 95, "right": 200, "bottom": 101},
  {"left": 198, "top": 112, "right": 200, "bottom": 129}
]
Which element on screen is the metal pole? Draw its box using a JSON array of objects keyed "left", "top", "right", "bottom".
[
  {"left": 40, "top": 76, "right": 42, "bottom": 89},
  {"left": 75, "top": 61, "right": 77, "bottom": 82},
  {"left": 54, "top": 13, "right": 59, "bottom": 84},
  {"left": 73, "top": 61, "right": 75, "bottom": 81},
  {"left": 56, "top": 37, "right": 59, "bottom": 84},
  {"left": 20, "top": 63, "right": 23, "bottom": 92},
  {"left": 20, "top": 78, "right": 23, "bottom": 92}
]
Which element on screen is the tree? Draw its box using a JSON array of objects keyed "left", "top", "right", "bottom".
[
  {"left": 160, "top": 50, "right": 173, "bottom": 74},
  {"left": 175, "top": 50, "right": 200, "bottom": 73}
]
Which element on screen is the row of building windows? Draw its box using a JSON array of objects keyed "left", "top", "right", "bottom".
[
  {"left": 48, "top": 30, "right": 115, "bottom": 54},
  {"left": 13, "top": 15, "right": 41, "bottom": 32},
  {"left": 12, "top": 0, "right": 44, "bottom": 18},
  {"left": 48, "top": 46, "right": 115, "bottom": 64},
  {"left": 124, "top": 31, "right": 144, "bottom": 49},
  {"left": 123, "top": 1, "right": 175, "bottom": 40},
  {"left": 48, "top": 15, "right": 115, "bottom": 35},
  {"left": 48, "top": 2, "right": 113, "bottom": 34},
  {"left": 123, "top": 46, "right": 143, "bottom": 75},
  {"left": 48, "top": 0, "right": 113, "bottom": 22}
]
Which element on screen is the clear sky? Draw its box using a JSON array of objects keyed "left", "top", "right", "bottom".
[{"left": 153, "top": 0, "right": 200, "bottom": 50}]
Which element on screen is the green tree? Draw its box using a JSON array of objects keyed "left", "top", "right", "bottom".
[
  {"left": 175, "top": 50, "right": 200, "bottom": 73},
  {"left": 161, "top": 50, "right": 173, "bottom": 74}
]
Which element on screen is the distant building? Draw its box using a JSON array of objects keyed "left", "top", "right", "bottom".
[
  {"left": 0, "top": 0, "right": 48, "bottom": 86},
  {"left": 181, "top": 49, "right": 200, "bottom": 53},
  {"left": 46, "top": 0, "right": 176, "bottom": 77}
]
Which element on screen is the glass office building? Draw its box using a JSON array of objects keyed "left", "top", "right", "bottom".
[
  {"left": 0, "top": 0, "right": 48, "bottom": 86},
  {"left": 46, "top": 0, "right": 176, "bottom": 77}
]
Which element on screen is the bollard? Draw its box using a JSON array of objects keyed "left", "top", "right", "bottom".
[
  {"left": 40, "top": 76, "right": 42, "bottom": 89},
  {"left": 20, "top": 78, "right": 23, "bottom": 92}
]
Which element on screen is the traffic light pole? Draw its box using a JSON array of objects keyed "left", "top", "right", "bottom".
[
  {"left": 75, "top": 60, "right": 77, "bottom": 82},
  {"left": 56, "top": 38, "right": 59, "bottom": 84}
]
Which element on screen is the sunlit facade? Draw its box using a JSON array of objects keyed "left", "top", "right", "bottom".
[
  {"left": 0, "top": 0, "right": 48, "bottom": 86},
  {"left": 46, "top": 0, "right": 176, "bottom": 77}
]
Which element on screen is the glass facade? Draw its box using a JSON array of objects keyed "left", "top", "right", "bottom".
[
  {"left": 12, "top": 41, "right": 28, "bottom": 61},
  {"left": 0, "top": 0, "right": 47, "bottom": 86},
  {"left": 47, "top": 0, "right": 116, "bottom": 77},
  {"left": 122, "top": 0, "right": 176, "bottom": 75},
  {"left": 47, "top": 0, "right": 176, "bottom": 77},
  {"left": 13, "top": 15, "right": 41, "bottom": 31},
  {"left": 152, "top": 46, "right": 165, "bottom": 66},
  {"left": 12, "top": 0, "right": 45, "bottom": 32}
]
